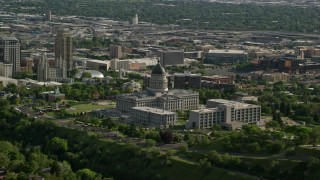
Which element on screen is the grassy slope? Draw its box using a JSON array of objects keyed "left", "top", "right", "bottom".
[{"left": 159, "top": 158, "right": 252, "bottom": 180}]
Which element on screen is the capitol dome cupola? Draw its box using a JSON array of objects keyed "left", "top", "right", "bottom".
[
  {"left": 151, "top": 61, "right": 166, "bottom": 75},
  {"left": 148, "top": 60, "right": 168, "bottom": 93}
]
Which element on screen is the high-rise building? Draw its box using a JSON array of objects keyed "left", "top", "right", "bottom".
[
  {"left": 55, "top": 29, "right": 73, "bottom": 76},
  {"left": 0, "top": 37, "right": 21, "bottom": 74},
  {"left": 160, "top": 50, "right": 184, "bottom": 66},
  {"left": 110, "top": 46, "right": 122, "bottom": 59},
  {"left": 46, "top": 10, "right": 52, "bottom": 21}
]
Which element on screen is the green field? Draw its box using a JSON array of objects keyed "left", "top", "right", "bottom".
[{"left": 67, "top": 103, "right": 114, "bottom": 114}]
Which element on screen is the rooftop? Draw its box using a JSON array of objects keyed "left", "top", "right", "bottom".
[
  {"left": 207, "top": 99, "right": 260, "bottom": 108},
  {"left": 118, "top": 89, "right": 198, "bottom": 100},
  {"left": 173, "top": 72, "right": 201, "bottom": 77},
  {"left": 208, "top": 49, "right": 247, "bottom": 54},
  {"left": 151, "top": 61, "right": 166, "bottom": 75},
  {"left": 86, "top": 59, "right": 110, "bottom": 65},
  {"left": 0, "top": 36, "right": 18, "bottom": 41},
  {"left": 0, "top": 76, "right": 17, "bottom": 81},
  {"left": 132, "top": 107, "right": 176, "bottom": 115},
  {"left": 192, "top": 107, "right": 222, "bottom": 113}
]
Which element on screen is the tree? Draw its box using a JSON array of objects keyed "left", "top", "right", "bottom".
[
  {"left": 280, "top": 102, "right": 286, "bottom": 114},
  {"left": 212, "top": 124, "right": 222, "bottom": 131},
  {"left": 272, "top": 112, "right": 277, "bottom": 121},
  {"left": 242, "top": 125, "right": 260, "bottom": 135},
  {"left": 4, "top": 83, "right": 18, "bottom": 94},
  {"left": 313, "top": 114, "right": 320, "bottom": 123},
  {"left": 160, "top": 130, "right": 174, "bottom": 144},
  {"left": 183, "top": 132, "right": 190, "bottom": 142},
  {"left": 276, "top": 113, "right": 284, "bottom": 127},
  {"left": 46, "top": 137, "right": 68, "bottom": 155},
  {"left": 81, "top": 72, "right": 92, "bottom": 79},
  {"left": 145, "top": 139, "right": 156, "bottom": 148},
  {"left": 309, "top": 127, "right": 320, "bottom": 147},
  {"left": 261, "top": 105, "right": 272, "bottom": 115},
  {"left": 199, "top": 158, "right": 211, "bottom": 169},
  {"left": 101, "top": 117, "right": 115, "bottom": 129},
  {"left": 76, "top": 168, "right": 102, "bottom": 180},
  {"left": 266, "top": 121, "right": 280, "bottom": 129},
  {"left": 294, "top": 132, "right": 309, "bottom": 146},
  {"left": 285, "top": 103, "right": 292, "bottom": 116},
  {"left": 295, "top": 104, "right": 310, "bottom": 116},
  {"left": 50, "top": 160, "right": 75, "bottom": 178}
]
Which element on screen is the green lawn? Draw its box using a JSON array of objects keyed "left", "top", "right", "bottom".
[
  {"left": 67, "top": 104, "right": 114, "bottom": 114},
  {"left": 158, "top": 157, "right": 253, "bottom": 180}
]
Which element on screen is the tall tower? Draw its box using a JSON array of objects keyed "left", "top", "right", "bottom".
[
  {"left": 148, "top": 60, "right": 168, "bottom": 94},
  {"left": 55, "top": 29, "right": 73, "bottom": 76},
  {"left": 47, "top": 10, "right": 52, "bottom": 21},
  {"left": 0, "top": 37, "right": 21, "bottom": 74},
  {"left": 132, "top": 14, "right": 138, "bottom": 25},
  {"left": 37, "top": 53, "right": 48, "bottom": 81}
]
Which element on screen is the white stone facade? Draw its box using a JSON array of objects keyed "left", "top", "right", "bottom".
[
  {"left": 131, "top": 107, "right": 177, "bottom": 128},
  {"left": 186, "top": 99, "right": 261, "bottom": 129}
]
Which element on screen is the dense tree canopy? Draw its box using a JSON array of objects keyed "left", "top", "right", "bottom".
[{"left": 7, "top": 0, "right": 320, "bottom": 33}]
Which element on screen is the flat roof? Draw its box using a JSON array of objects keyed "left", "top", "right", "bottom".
[
  {"left": 207, "top": 99, "right": 260, "bottom": 108},
  {"left": 86, "top": 59, "right": 110, "bottom": 65},
  {"left": 0, "top": 36, "right": 18, "bottom": 41},
  {"left": 208, "top": 49, "right": 247, "bottom": 54},
  {"left": 0, "top": 76, "right": 17, "bottom": 81},
  {"left": 173, "top": 72, "right": 201, "bottom": 77},
  {"left": 191, "top": 108, "right": 221, "bottom": 113},
  {"left": 132, "top": 107, "right": 176, "bottom": 115}
]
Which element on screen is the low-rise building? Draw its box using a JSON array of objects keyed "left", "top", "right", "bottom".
[
  {"left": 186, "top": 99, "right": 261, "bottom": 130},
  {"left": 0, "top": 63, "right": 13, "bottom": 78},
  {"left": 202, "top": 76, "right": 234, "bottom": 84},
  {"left": 250, "top": 71, "right": 290, "bottom": 83},
  {"left": 86, "top": 59, "right": 111, "bottom": 71},
  {"left": 122, "top": 80, "right": 142, "bottom": 92},
  {"left": 204, "top": 49, "right": 248, "bottom": 64},
  {"left": 131, "top": 107, "right": 177, "bottom": 128},
  {"left": 0, "top": 76, "right": 18, "bottom": 87},
  {"left": 48, "top": 87, "right": 65, "bottom": 102}
]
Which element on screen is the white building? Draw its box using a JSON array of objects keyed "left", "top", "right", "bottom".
[
  {"left": 204, "top": 49, "right": 248, "bottom": 64},
  {"left": 132, "top": 14, "right": 138, "bottom": 25},
  {"left": 116, "top": 61, "right": 199, "bottom": 114},
  {"left": 131, "top": 107, "right": 177, "bottom": 128},
  {"left": 0, "top": 76, "right": 18, "bottom": 87},
  {"left": 0, "top": 63, "right": 13, "bottom": 78},
  {"left": 186, "top": 99, "right": 261, "bottom": 130}
]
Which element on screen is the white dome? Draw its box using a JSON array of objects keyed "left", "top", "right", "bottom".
[{"left": 75, "top": 70, "right": 104, "bottom": 79}]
